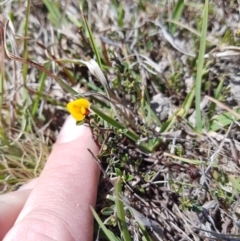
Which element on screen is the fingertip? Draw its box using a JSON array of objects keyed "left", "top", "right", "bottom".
[{"left": 56, "top": 116, "right": 89, "bottom": 144}]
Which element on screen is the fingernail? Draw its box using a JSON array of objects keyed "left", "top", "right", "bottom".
[
  {"left": 18, "top": 178, "right": 38, "bottom": 191},
  {"left": 57, "top": 116, "right": 87, "bottom": 144}
]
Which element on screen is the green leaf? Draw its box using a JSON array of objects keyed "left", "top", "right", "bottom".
[
  {"left": 31, "top": 62, "right": 51, "bottom": 116},
  {"left": 208, "top": 78, "right": 224, "bottom": 114},
  {"left": 91, "top": 207, "right": 120, "bottom": 241},
  {"left": 101, "top": 206, "right": 115, "bottom": 216},
  {"left": 114, "top": 177, "right": 131, "bottom": 241},
  {"left": 80, "top": 5, "right": 102, "bottom": 68},
  {"left": 42, "top": 0, "right": 62, "bottom": 27},
  {"left": 195, "top": 0, "right": 209, "bottom": 131},
  {"left": 170, "top": 0, "right": 185, "bottom": 34},
  {"left": 90, "top": 105, "right": 151, "bottom": 153},
  {"left": 115, "top": 168, "right": 122, "bottom": 176},
  {"left": 209, "top": 108, "right": 240, "bottom": 131}
]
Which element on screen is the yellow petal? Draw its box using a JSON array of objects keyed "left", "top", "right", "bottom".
[{"left": 67, "top": 98, "right": 90, "bottom": 121}]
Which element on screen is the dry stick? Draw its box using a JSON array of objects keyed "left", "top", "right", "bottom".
[
  {"left": 87, "top": 148, "right": 113, "bottom": 186},
  {"left": 0, "top": 18, "right": 19, "bottom": 129}
]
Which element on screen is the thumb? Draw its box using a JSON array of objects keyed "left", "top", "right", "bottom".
[{"left": 4, "top": 116, "right": 100, "bottom": 241}]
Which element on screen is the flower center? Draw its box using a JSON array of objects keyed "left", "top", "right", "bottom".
[{"left": 80, "top": 106, "right": 87, "bottom": 115}]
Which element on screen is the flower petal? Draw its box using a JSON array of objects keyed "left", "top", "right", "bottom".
[{"left": 66, "top": 98, "right": 90, "bottom": 121}]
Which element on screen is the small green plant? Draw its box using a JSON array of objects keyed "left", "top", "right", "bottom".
[{"left": 179, "top": 196, "right": 193, "bottom": 211}]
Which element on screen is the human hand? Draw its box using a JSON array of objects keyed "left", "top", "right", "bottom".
[{"left": 0, "top": 116, "right": 100, "bottom": 241}]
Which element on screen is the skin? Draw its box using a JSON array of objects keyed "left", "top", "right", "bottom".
[{"left": 0, "top": 116, "right": 100, "bottom": 241}]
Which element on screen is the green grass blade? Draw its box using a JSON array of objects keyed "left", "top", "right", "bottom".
[
  {"left": 22, "top": 0, "right": 31, "bottom": 132},
  {"left": 90, "top": 105, "right": 138, "bottom": 139},
  {"left": 170, "top": 0, "right": 185, "bottom": 34},
  {"left": 208, "top": 77, "right": 224, "bottom": 114},
  {"left": 31, "top": 62, "right": 51, "bottom": 116},
  {"left": 114, "top": 177, "right": 131, "bottom": 241},
  {"left": 195, "top": 0, "right": 209, "bottom": 131},
  {"left": 0, "top": 47, "right": 3, "bottom": 124},
  {"left": 23, "top": 0, "right": 30, "bottom": 93},
  {"left": 164, "top": 152, "right": 203, "bottom": 165},
  {"left": 80, "top": 5, "right": 102, "bottom": 68},
  {"left": 90, "top": 207, "right": 120, "bottom": 241},
  {"left": 138, "top": 224, "right": 153, "bottom": 241},
  {"left": 149, "top": 86, "right": 196, "bottom": 151},
  {"left": 90, "top": 105, "right": 151, "bottom": 153},
  {"left": 42, "top": 0, "right": 62, "bottom": 27},
  {"left": 117, "top": 3, "right": 124, "bottom": 27}
]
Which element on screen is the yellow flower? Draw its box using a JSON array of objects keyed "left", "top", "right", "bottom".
[{"left": 67, "top": 98, "right": 90, "bottom": 121}]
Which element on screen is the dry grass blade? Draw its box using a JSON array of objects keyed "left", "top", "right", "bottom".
[
  {"left": 205, "top": 95, "right": 240, "bottom": 119},
  {"left": 0, "top": 130, "right": 49, "bottom": 192},
  {"left": 79, "top": 59, "right": 114, "bottom": 99},
  {"left": 1, "top": 20, "right": 77, "bottom": 96},
  {"left": 152, "top": 20, "right": 195, "bottom": 57}
]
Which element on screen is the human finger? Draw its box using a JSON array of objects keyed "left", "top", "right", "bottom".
[
  {"left": 0, "top": 189, "right": 32, "bottom": 239},
  {"left": 4, "top": 116, "right": 100, "bottom": 241}
]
